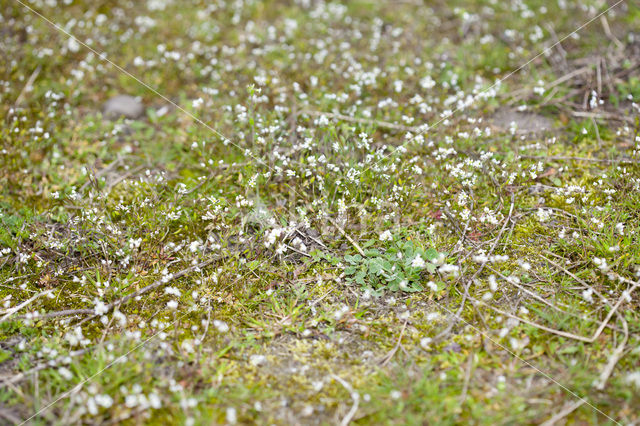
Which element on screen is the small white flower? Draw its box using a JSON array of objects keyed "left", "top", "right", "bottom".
[
  {"left": 420, "top": 337, "right": 432, "bottom": 349},
  {"left": 226, "top": 407, "right": 237, "bottom": 425},
  {"left": 593, "top": 257, "right": 609, "bottom": 272},
  {"left": 125, "top": 394, "right": 138, "bottom": 408},
  {"left": 164, "top": 286, "right": 181, "bottom": 297},
  {"left": 87, "top": 397, "right": 98, "bottom": 415},
  {"left": 626, "top": 371, "right": 640, "bottom": 389},
  {"left": 95, "top": 394, "right": 113, "bottom": 408},
  {"left": 488, "top": 275, "right": 498, "bottom": 292},
  {"left": 214, "top": 320, "right": 229, "bottom": 333},
  {"left": 426, "top": 312, "right": 439, "bottom": 321},
  {"left": 181, "top": 340, "right": 194, "bottom": 353},
  {"left": 94, "top": 299, "right": 109, "bottom": 315},
  {"left": 148, "top": 393, "right": 162, "bottom": 409},
  {"left": 58, "top": 367, "right": 73, "bottom": 380},
  {"left": 301, "top": 405, "right": 314, "bottom": 416},
  {"left": 379, "top": 230, "right": 393, "bottom": 241},
  {"left": 67, "top": 37, "right": 80, "bottom": 53},
  {"left": 536, "top": 208, "right": 552, "bottom": 222},
  {"left": 411, "top": 254, "right": 426, "bottom": 268}
]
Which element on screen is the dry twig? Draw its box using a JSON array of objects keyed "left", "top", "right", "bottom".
[
  {"left": 331, "top": 374, "right": 360, "bottom": 426},
  {"left": 330, "top": 218, "right": 365, "bottom": 256},
  {"left": 13, "top": 257, "right": 219, "bottom": 322},
  {"left": 540, "top": 399, "right": 586, "bottom": 426},
  {"left": 379, "top": 319, "right": 408, "bottom": 366}
]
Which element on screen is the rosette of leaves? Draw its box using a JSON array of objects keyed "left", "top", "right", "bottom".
[{"left": 343, "top": 241, "right": 442, "bottom": 292}]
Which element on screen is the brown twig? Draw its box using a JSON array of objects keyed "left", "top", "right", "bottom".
[
  {"left": 594, "top": 310, "right": 628, "bottom": 390},
  {"left": 79, "top": 157, "right": 123, "bottom": 192},
  {"left": 330, "top": 218, "right": 365, "bottom": 256},
  {"left": 13, "top": 257, "right": 219, "bottom": 322},
  {"left": 474, "top": 270, "right": 639, "bottom": 343},
  {"left": 379, "top": 319, "right": 408, "bottom": 366},
  {"left": 570, "top": 110, "right": 636, "bottom": 124},
  {"left": 540, "top": 399, "right": 586, "bottom": 426},
  {"left": 459, "top": 350, "right": 475, "bottom": 404},
  {"left": 0, "top": 290, "right": 51, "bottom": 322},
  {"left": 600, "top": 15, "right": 625, "bottom": 51},
  {"left": 331, "top": 374, "right": 360, "bottom": 426},
  {"left": 15, "top": 65, "right": 41, "bottom": 105}
]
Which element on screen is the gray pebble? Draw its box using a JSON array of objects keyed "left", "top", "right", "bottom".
[
  {"left": 102, "top": 95, "right": 145, "bottom": 119},
  {"left": 491, "top": 108, "right": 554, "bottom": 134}
]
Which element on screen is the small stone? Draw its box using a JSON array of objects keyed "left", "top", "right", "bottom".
[
  {"left": 103, "top": 95, "right": 145, "bottom": 119},
  {"left": 249, "top": 354, "right": 267, "bottom": 366},
  {"left": 491, "top": 108, "right": 554, "bottom": 134},
  {"left": 443, "top": 342, "right": 461, "bottom": 353}
]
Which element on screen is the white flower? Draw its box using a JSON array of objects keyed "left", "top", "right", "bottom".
[
  {"left": 420, "top": 337, "right": 432, "bottom": 349},
  {"left": 420, "top": 75, "right": 435, "bottom": 89},
  {"left": 379, "top": 230, "right": 392, "bottom": 241},
  {"left": 390, "top": 390, "right": 402, "bottom": 400},
  {"left": 148, "top": 393, "right": 162, "bottom": 409},
  {"left": 125, "top": 394, "right": 138, "bottom": 408},
  {"left": 226, "top": 407, "right": 237, "bottom": 425},
  {"left": 164, "top": 286, "right": 181, "bottom": 297},
  {"left": 488, "top": 275, "right": 498, "bottom": 292},
  {"left": 426, "top": 312, "right": 439, "bottom": 321},
  {"left": 536, "top": 208, "right": 552, "bottom": 222},
  {"left": 87, "top": 397, "right": 98, "bottom": 415},
  {"left": 214, "top": 320, "right": 229, "bottom": 333},
  {"left": 181, "top": 340, "right": 195, "bottom": 353},
  {"left": 509, "top": 337, "right": 528, "bottom": 352},
  {"left": 189, "top": 241, "right": 200, "bottom": 252},
  {"left": 67, "top": 37, "right": 80, "bottom": 53},
  {"left": 167, "top": 300, "right": 178, "bottom": 310},
  {"left": 95, "top": 394, "right": 113, "bottom": 408},
  {"left": 593, "top": 257, "right": 609, "bottom": 272},
  {"left": 58, "top": 367, "right": 73, "bottom": 380},
  {"left": 438, "top": 264, "right": 459, "bottom": 277},
  {"left": 65, "top": 326, "right": 86, "bottom": 346},
  {"left": 626, "top": 371, "right": 640, "bottom": 389},
  {"left": 411, "top": 255, "right": 426, "bottom": 268},
  {"left": 94, "top": 299, "right": 109, "bottom": 315}
]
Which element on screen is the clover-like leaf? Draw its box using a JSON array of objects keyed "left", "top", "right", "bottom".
[{"left": 424, "top": 247, "right": 439, "bottom": 261}]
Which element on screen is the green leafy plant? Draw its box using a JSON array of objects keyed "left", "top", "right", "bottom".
[{"left": 343, "top": 240, "right": 444, "bottom": 293}]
